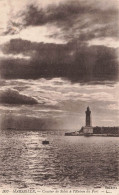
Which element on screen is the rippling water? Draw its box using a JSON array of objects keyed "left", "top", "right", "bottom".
[{"left": 0, "top": 129, "right": 118, "bottom": 189}]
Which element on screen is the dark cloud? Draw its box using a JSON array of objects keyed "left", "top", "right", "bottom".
[
  {"left": 0, "top": 89, "right": 38, "bottom": 105},
  {"left": 0, "top": 39, "right": 118, "bottom": 83},
  {"left": 5, "top": 0, "right": 118, "bottom": 41},
  {"left": 23, "top": 2, "right": 90, "bottom": 26}
]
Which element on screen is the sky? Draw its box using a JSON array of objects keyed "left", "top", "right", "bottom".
[{"left": 0, "top": 0, "right": 119, "bottom": 130}]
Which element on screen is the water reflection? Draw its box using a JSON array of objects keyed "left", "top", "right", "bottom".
[{"left": 0, "top": 130, "right": 118, "bottom": 189}]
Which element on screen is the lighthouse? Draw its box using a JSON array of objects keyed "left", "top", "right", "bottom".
[
  {"left": 83, "top": 107, "right": 93, "bottom": 134},
  {"left": 85, "top": 106, "right": 92, "bottom": 126}
]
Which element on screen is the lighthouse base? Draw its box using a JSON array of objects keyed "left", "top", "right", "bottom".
[{"left": 83, "top": 126, "right": 93, "bottom": 134}]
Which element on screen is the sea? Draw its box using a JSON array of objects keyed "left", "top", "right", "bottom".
[{"left": 0, "top": 129, "right": 118, "bottom": 190}]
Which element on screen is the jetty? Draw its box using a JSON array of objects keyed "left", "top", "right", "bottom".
[{"left": 65, "top": 107, "right": 119, "bottom": 137}]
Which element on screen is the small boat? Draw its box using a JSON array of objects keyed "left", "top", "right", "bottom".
[{"left": 42, "top": 140, "right": 49, "bottom": 145}]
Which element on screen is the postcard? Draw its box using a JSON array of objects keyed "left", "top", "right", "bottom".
[{"left": 0, "top": 0, "right": 119, "bottom": 195}]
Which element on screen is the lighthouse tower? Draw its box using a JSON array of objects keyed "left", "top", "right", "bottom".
[
  {"left": 83, "top": 107, "right": 93, "bottom": 134},
  {"left": 85, "top": 106, "right": 92, "bottom": 126}
]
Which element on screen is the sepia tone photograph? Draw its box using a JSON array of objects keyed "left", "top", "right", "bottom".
[{"left": 0, "top": 0, "right": 119, "bottom": 194}]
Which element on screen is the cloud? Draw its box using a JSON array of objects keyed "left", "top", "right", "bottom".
[
  {"left": 0, "top": 89, "right": 38, "bottom": 105},
  {"left": 108, "top": 104, "right": 119, "bottom": 111},
  {"left": 22, "top": 2, "right": 90, "bottom": 26},
  {"left": 0, "top": 51, "right": 30, "bottom": 60},
  {"left": 0, "top": 0, "right": 118, "bottom": 129},
  {"left": 0, "top": 39, "right": 118, "bottom": 83},
  {"left": 0, "top": 78, "right": 119, "bottom": 127},
  {"left": 1, "top": 78, "right": 119, "bottom": 103},
  {"left": 3, "top": 0, "right": 118, "bottom": 42}
]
